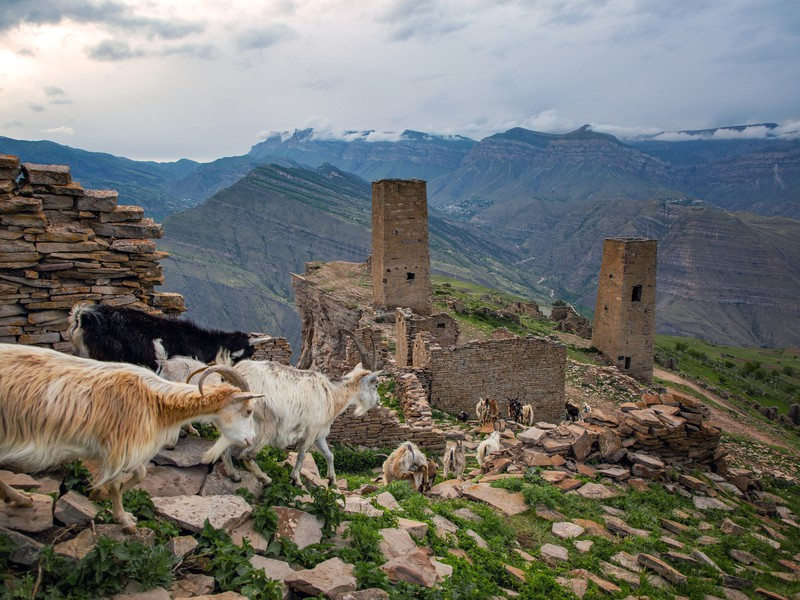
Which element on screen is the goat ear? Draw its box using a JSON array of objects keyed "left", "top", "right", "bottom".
[{"left": 231, "top": 349, "right": 245, "bottom": 358}]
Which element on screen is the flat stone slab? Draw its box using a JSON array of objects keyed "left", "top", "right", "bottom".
[
  {"left": 397, "top": 517, "right": 428, "bottom": 538},
  {"left": 152, "top": 494, "right": 251, "bottom": 533},
  {"left": 273, "top": 506, "right": 323, "bottom": 549},
  {"left": 381, "top": 547, "right": 439, "bottom": 588},
  {"left": 285, "top": 557, "right": 356, "bottom": 597},
  {"left": 153, "top": 437, "right": 217, "bottom": 467},
  {"left": 638, "top": 552, "right": 688, "bottom": 585},
  {"left": 0, "top": 526, "right": 44, "bottom": 566},
  {"left": 250, "top": 556, "right": 296, "bottom": 599},
  {"left": 694, "top": 496, "right": 734, "bottom": 511},
  {"left": 54, "top": 490, "right": 98, "bottom": 526},
  {"left": 577, "top": 482, "right": 621, "bottom": 500},
  {"left": 0, "top": 493, "right": 53, "bottom": 533},
  {"left": 375, "top": 491, "right": 400, "bottom": 511},
  {"left": 136, "top": 465, "right": 208, "bottom": 497},
  {"left": 461, "top": 483, "right": 528, "bottom": 516},
  {"left": 342, "top": 496, "right": 382, "bottom": 517},
  {"left": 431, "top": 515, "right": 458, "bottom": 539},
  {"left": 605, "top": 516, "right": 650, "bottom": 538},
  {"left": 0, "top": 470, "right": 41, "bottom": 490},
  {"left": 428, "top": 482, "right": 461, "bottom": 499},
  {"left": 540, "top": 543, "right": 569, "bottom": 563},
  {"left": 518, "top": 427, "right": 550, "bottom": 445},
  {"left": 200, "top": 467, "right": 263, "bottom": 498},
  {"left": 552, "top": 522, "right": 585, "bottom": 539},
  {"left": 379, "top": 528, "right": 417, "bottom": 560},
  {"left": 230, "top": 519, "right": 269, "bottom": 553}
]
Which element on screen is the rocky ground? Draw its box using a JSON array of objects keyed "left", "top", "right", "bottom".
[{"left": 2, "top": 388, "right": 800, "bottom": 599}]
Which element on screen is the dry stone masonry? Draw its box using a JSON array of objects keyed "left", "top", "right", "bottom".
[
  {"left": 371, "top": 179, "right": 432, "bottom": 316},
  {"left": 592, "top": 237, "right": 657, "bottom": 382},
  {"left": 0, "top": 155, "right": 290, "bottom": 361},
  {"left": 420, "top": 335, "right": 566, "bottom": 424},
  {"left": 0, "top": 156, "right": 184, "bottom": 350}
]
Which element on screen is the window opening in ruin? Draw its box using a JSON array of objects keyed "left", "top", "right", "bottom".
[
  {"left": 617, "top": 356, "right": 624, "bottom": 361},
  {"left": 631, "top": 285, "right": 643, "bottom": 302},
  {"left": 406, "top": 272, "right": 415, "bottom": 280},
  {"left": 436, "top": 323, "right": 446, "bottom": 329},
  {"left": 624, "top": 357, "right": 631, "bottom": 369}
]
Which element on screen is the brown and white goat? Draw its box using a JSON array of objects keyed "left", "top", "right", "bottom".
[
  {"left": 521, "top": 403, "right": 535, "bottom": 426},
  {"left": 0, "top": 343, "right": 259, "bottom": 533},
  {"left": 442, "top": 440, "right": 466, "bottom": 480},
  {"left": 475, "top": 397, "right": 499, "bottom": 427},
  {"left": 382, "top": 441, "right": 429, "bottom": 491},
  {"left": 419, "top": 457, "right": 438, "bottom": 494}
]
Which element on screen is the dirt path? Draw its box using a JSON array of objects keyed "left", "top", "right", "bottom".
[{"left": 654, "top": 367, "right": 791, "bottom": 450}]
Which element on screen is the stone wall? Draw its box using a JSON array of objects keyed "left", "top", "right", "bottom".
[
  {"left": 395, "top": 307, "right": 458, "bottom": 367},
  {"left": 0, "top": 156, "right": 184, "bottom": 351},
  {"left": 592, "top": 237, "right": 657, "bottom": 382},
  {"left": 371, "top": 180, "right": 432, "bottom": 315},
  {"left": 421, "top": 335, "right": 566, "bottom": 423},
  {"left": 291, "top": 264, "right": 365, "bottom": 374},
  {"left": 0, "top": 156, "right": 292, "bottom": 360}
]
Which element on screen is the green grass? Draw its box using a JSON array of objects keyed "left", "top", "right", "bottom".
[{"left": 655, "top": 335, "right": 800, "bottom": 414}]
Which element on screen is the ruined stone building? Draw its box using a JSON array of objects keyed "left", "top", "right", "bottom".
[
  {"left": 0, "top": 155, "right": 290, "bottom": 363},
  {"left": 592, "top": 237, "right": 657, "bottom": 382},
  {"left": 292, "top": 178, "right": 567, "bottom": 447},
  {"left": 371, "top": 179, "right": 432, "bottom": 316}
]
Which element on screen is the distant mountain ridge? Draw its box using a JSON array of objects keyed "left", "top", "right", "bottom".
[
  {"left": 2, "top": 124, "right": 798, "bottom": 348},
  {"left": 158, "top": 163, "right": 547, "bottom": 352}
]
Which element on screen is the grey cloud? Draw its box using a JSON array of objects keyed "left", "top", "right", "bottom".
[
  {"left": 44, "top": 86, "right": 66, "bottom": 98},
  {"left": 88, "top": 39, "right": 145, "bottom": 61},
  {"left": 0, "top": 0, "right": 203, "bottom": 40},
  {"left": 376, "top": 0, "right": 469, "bottom": 41},
  {"left": 235, "top": 25, "right": 297, "bottom": 51},
  {"left": 28, "top": 103, "right": 45, "bottom": 112},
  {"left": 159, "top": 43, "right": 219, "bottom": 60},
  {"left": 2, "top": 120, "right": 24, "bottom": 128}
]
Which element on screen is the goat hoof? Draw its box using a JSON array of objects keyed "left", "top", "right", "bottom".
[{"left": 229, "top": 473, "right": 241, "bottom": 483}]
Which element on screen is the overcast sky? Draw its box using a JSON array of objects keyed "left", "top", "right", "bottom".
[{"left": 1, "top": 0, "right": 798, "bottom": 162}]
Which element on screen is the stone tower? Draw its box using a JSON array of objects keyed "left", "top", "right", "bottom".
[
  {"left": 371, "top": 179, "right": 432, "bottom": 315},
  {"left": 592, "top": 237, "right": 657, "bottom": 382}
]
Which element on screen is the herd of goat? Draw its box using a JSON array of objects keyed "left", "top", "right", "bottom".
[{"left": 0, "top": 301, "right": 591, "bottom": 533}]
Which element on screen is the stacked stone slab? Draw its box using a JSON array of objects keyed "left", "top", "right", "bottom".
[
  {"left": 517, "top": 391, "right": 725, "bottom": 471},
  {"left": 0, "top": 156, "right": 184, "bottom": 351}
]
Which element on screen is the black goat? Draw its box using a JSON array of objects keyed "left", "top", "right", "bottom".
[
  {"left": 456, "top": 411, "right": 470, "bottom": 423},
  {"left": 565, "top": 401, "right": 591, "bottom": 422},
  {"left": 68, "top": 302, "right": 270, "bottom": 371},
  {"left": 507, "top": 397, "right": 523, "bottom": 423}
]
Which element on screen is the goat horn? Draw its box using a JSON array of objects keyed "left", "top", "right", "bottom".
[
  {"left": 341, "top": 329, "right": 375, "bottom": 371},
  {"left": 248, "top": 336, "right": 272, "bottom": 346},
  {"left": 198, "top": 365, "right": 250, "bottom": 396},
  {"left": 186, "top": 365, "right": 209, "bottom": 383}
]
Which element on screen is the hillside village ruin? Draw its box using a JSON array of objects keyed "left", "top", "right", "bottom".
[
  {"left": 7, "top": 154, "right": 800, "bottom": 599},
  {"left": 0, "top": 154, "right": 722, "bottom": 463}
]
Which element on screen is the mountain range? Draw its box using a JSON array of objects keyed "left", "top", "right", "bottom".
[{"left": 1, "top": 124, "right": 798, "bottom": 349}]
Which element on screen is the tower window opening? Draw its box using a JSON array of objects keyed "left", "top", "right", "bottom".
[
  {"left": 624, "top": 357, "right": 631, "bottom": 369},
  {"left": 631, "top": 285, "right": 643, "bottom": 302},
  {"left": 406, "top": 272, "right": 415, "bottom": 280}
]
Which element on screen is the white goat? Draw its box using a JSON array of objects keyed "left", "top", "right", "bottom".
[
  {"left": 442, "top": 440, "right": 466, "bottom": 480},
  {"left": 222, "top": 359, "right": 381, "bottom": 486},
  {"left": 476, "top": 431, "right": 502, "bottom": 466},
  {"left": 0, "top": 343, "right": 259, "bottom": 533},
  {"left": 521, "top": 404, "right": 535, "bottom": 426},
  {"left": 153, "top": 338, "right": 229, "bottom": 442},
  {"left": 382, "top": 441, "right": 429, "bottom": 491}
]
